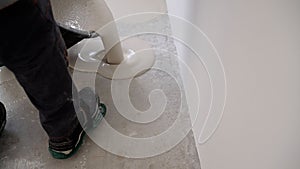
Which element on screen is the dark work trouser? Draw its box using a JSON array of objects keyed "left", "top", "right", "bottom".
[{"left": 0, "top": 0, "right": 82, "bottom": 151}]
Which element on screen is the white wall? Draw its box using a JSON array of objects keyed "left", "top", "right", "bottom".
[
  {"left": 105, "top": 0, "right": 167, "bottom": 20},
  {"left": 167, "top": 0, "right": 300, "bottom": 169}
]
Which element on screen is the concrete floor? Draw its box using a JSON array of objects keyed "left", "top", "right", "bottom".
[{"left": 0, "top": 15, "right": 201, "bottom": 169}]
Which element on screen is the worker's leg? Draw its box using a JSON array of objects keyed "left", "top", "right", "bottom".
[
  {"left": 0, "top": 102, "right": 6, "bottom": 136},
  {"left": 0, "top": 0, "right": 82, "bottom": 154}
]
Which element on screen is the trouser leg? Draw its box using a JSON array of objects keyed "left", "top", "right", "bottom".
[{"left": 0, "top": 0, "right": 81, "bottom": 150}]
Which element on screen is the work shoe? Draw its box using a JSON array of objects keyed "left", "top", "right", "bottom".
[
  {"left": 48, "top": 125, "right": 85, "bottom": 159},
  {"left": 48, "top": 87, "right": 106, "bottom": 159},
  {"left": 77, "top": 87, "right": 106, "bottom": 130},
  {"left": 0, "top": 102, "right": 6, "bottom": 136}
]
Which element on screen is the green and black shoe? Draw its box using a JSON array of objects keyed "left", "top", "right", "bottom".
[
  {"left": 48, "top": 87, "right": 106, "bottom": 159},
  {"left": 48, "top": 128, "right": 86, "bottom": 159},
  {"left": 77, "top": 87, "right": 106, "bottom": 130}
]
